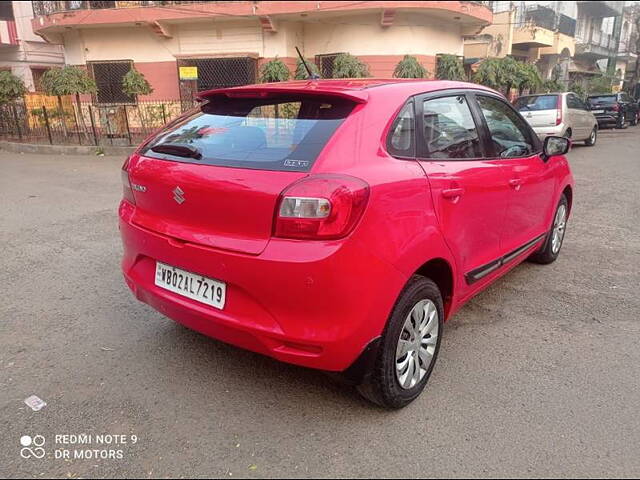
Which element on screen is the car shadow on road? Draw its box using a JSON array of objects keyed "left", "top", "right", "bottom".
[{"left": 140, "top": 311, "right": 388, "bottom": 413}]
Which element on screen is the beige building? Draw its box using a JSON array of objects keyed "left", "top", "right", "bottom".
[
  {"left": 0, "top": 1, "right": 64, "bottom": 91},
  {"left": 31, "top": 1, "right": 492, "bottom": 103},
  {"left": 464, "top": 2, "right": 578, "bottom": 83}
]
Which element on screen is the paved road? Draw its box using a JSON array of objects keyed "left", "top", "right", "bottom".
[{"left": 1, "top": 129, "right": 639, "bottom": 478}]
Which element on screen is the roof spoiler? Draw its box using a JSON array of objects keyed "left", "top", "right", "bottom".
[{"left": 197, "top": 86, "right": 369, "bottom": 104}]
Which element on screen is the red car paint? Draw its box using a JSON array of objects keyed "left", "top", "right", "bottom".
[{"left": 119, "top": 79, "right": 574, "bottom": 372}]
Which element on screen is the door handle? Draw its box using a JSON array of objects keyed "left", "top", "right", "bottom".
[
  {"left": 509, "top": 178, "right": 523, "bottom": 190},
  {"left": 442, "top": 188, "right": 464, "bottom": 199}
]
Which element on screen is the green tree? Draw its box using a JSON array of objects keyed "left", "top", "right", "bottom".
[
  {"left": 393, "top": 55, "right": 428, "bottom": 79},
  {"left": 435, "top": 54, "right": 466, "bottom": 81},
  {"left": 260, "top": 58, "right": 290, "bottom": 83},
  {"left": 41, "top": 66, "right": 97, "bottom": 136},
  {"left": 122, "top": 68, "right": 154, "bottom": 131},
  {"left": 0, "top": 71, "right": 26, "bottom": 104},
  {"left": 332, "top": 53, "right": 369, "bottom": 78},
  {"left": 294, "top": 58, "right": 320, "bottom": 80}
]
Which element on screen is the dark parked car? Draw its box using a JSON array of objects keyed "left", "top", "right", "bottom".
[{"left": 587, "top": 92, "right": 639, "bottom": 129}]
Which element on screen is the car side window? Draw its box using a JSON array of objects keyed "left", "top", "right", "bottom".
[
  {"left": 420, "top": 95, "right": 482, "bottom": 159},
  {"left": 387, "top": 101, "right": 415, "bottom": 158},
  {"left": 567, "top": 94, "right": 580, "bottom": 110},
  {"left": 476, "top": 95, "right": 535, "bottom": 158}
]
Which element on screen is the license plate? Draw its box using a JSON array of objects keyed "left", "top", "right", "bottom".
[
  {"left": 592, "top": 109, "right": 604, "bottom": 114},
  {"left": 155, "top": 262, "right": 226, "bottom": 309}
]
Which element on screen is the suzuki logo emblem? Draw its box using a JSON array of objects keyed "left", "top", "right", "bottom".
[{"left": 173, "top": 186, "right": 185, "bottom": 204}]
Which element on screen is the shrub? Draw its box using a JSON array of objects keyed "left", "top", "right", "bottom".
[
  {"left": 541, "top": 79, "right": 566, "bottom": 93},
  {"left": 122, "top": 68, "right": 154, "bottom": 97},
  {"left": 294, "top": 58, "right": 320, "bottom": 80},
  {"left": 587, "top": 75, "right": 615, "bottom": 95},
  {"left": 393, "top": 55, "right": 428, "bottom": 79},
  {"left": 260, "top": 58, "right": 290, "bottom": 83},
  {"left": 0, "top": 71, "right": 26, "bottom": 104},
  {"left": 436, "top": 54, "right": 466, "bottom": 81},
  {"left": 332, "top": 53, "right": 369, "bottom": 78},
  {"left": 517, "top": 62, "right": 542, "bottom": 93},
  {"left": 569, "top": 82, "right": 586, "bottom": 99}
]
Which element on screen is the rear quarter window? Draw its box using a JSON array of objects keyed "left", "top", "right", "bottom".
[
  {"left": 513, "top": 95, "right": 558, "bottom": 111},
  {"left": 140, "top": 94, "right": 356, "bottom": 172}
]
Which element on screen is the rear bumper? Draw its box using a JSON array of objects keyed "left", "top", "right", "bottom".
[
  {"left": 119, "top": 201, "right": 405, "bottom": 372},
  {"left": 532, "top": 124, "right": 565, "bottom": 140},
  {"left": 594, "top": 114, "right": 620, "bottom": 127}
]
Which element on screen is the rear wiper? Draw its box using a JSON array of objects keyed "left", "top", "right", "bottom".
[{"left": 150, "top": 143, "right": 202, "bottom": 160}]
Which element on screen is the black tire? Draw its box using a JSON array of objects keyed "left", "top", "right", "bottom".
[
  {"left": 357, "top": 275, "right": 443, "bottom": 409},
  {"left": 529, "top": 194, "right": 569, "bottom": 265},
  {"left": 616, "top": 114, "right": 627, "bottom": 129},
  {"left": 584, "top": 127, "right": 597, "bottom": 146},
  {"left": 631, "top": 113, "right": 639, "bottom": 126},
  {"left": 563, "top": 128, "right": 572, "bottom": 139}
]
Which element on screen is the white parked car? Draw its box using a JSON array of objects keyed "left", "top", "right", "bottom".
[{"left": 514, "top": 92, "right": 598, "bottom": 146}]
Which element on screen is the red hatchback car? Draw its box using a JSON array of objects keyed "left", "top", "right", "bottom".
[{"left": 119, "top": 79, "right": 573, "bottom": 408}]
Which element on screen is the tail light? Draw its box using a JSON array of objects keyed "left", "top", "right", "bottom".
[
  {"left": 612, "top": 104, "right": 620, "bottom": 112},
  {"left": 274, "top": 175, "right": 369, "bottom": 240},
  {"left": 121, "top": 157, "right": 136, "bottom": 205},
  {"left": 555, "top": 95, "right": 563, "bottom": 126}
]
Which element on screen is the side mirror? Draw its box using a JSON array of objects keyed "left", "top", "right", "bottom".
[{"left": 542, "top": 136, "right": 570, "bottom": 161}]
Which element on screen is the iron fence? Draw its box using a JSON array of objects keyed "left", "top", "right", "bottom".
[
  {"left": 0, "top": 99, "right": 197, "bottom": 147},
  {"left": 31, "top": 1, "right": 215, "bottom": 17}
]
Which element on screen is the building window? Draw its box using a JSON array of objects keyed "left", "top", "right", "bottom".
[
  {"left": 89, "top": 61, "right": 134, "bottom": 104},
  {"left": 315, "top": 53, "right": 344, "bottom": 79},
  {"left": 177, "top": 57, "right": 257, "bottom": 103},
  {"left": 31, "top": 68, "right": 49, "bottom": 92}
]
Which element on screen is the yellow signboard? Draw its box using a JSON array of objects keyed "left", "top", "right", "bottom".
[
  {"left": 612, "top": 85, "right": 621, "bottom": 93},
  {"left": 179, "top": 66, "right": 198, "bottom": 80}
]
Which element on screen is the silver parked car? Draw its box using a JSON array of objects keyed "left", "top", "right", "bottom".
[{"left": 514, "top": 92, "right": 598, "bottom": 146}]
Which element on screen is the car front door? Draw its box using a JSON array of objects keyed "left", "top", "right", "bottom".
[
  {"left": 473, "top": 94, "right": 557, "bottom": 257},
  {"left": 414, "top": 92, "right": 513, "bottom": 290},
  {"left": 567, "top": 93, "right": 588, "bottom": 139}
]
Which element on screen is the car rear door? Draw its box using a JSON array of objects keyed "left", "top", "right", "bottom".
[
  {"left": 473, "top": 94, "right": 556, "bottom": 257},
  {"left": 566, "top": 93, "right": 588, "bottom": 139},
  {"left": 414, "top": 91, "right": 512, "bottom": 288}
]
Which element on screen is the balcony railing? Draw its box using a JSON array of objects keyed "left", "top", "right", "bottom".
[
  {"left": 31, "top": 1, "right": 215, "bottom": 17},
  {"left": 577, "top": 1, "right": 624, "bottom": 18},
  {"left": 518, "top": 5, "right": 577, "bottom": 38},
  {"left": 618, "top": 39, "right": 638, "bottom": 56},
  {"left": 576, "top": 28, "right": 618, "bottom": 58}
]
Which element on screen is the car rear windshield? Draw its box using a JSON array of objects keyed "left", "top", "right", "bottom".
[
  {"left": 588, "top": 95, "right": 616, "bottom": 106},
  {"left": 513, "top": 95, "right": 558, "bottom": 111},
  {"left": 140, "top": 94, "right": 356, "bottom": 172}
]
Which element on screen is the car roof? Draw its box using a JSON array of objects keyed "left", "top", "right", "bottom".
[{"left": 198, "top": 78, "right": 501, "bottom": 103}]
